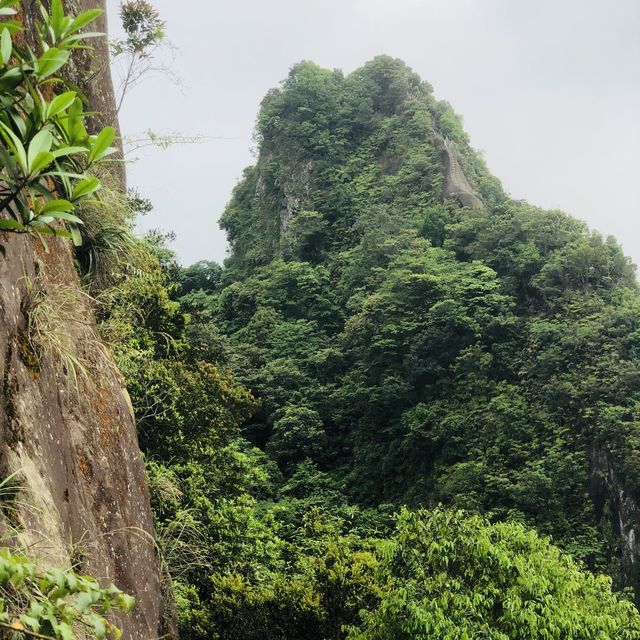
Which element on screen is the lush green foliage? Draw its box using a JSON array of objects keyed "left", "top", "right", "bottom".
[
  {"left": 0, "top": 549, "right": 133, "bottom": 640},
  {"left": 100, "top": 56, "right": 640, "bottom": 638},
  {"left": 212, "top": 56, "right": 640, "bottom": 593},
  {"left": 0, "top": 0, "right": 116, "bottom": 251},
  {"left": 351, "top": 509, "right": 640, "bottom": 640}
]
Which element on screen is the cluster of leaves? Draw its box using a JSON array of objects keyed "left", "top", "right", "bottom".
[
  {"left": 73, "top": 175, "right": 149, "bottom": 293},
  {"left": 0, "top": 0, "right": 115, "bottom": 252},
  {"left": 115, "top": 0, "right": 165, "bottom": 54},
  {"left": 205, "top": 507, "right": 640, "bottom": 638},
  {"left": 350, "top": 509, "right": 640, "bottom": 639},
  {"left": 0, "top": 548, "right": 133, "bottom": 639}
]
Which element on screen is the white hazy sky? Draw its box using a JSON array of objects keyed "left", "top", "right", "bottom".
[{"left": 106, "top": 0, "right": 640, "bottom": 267}]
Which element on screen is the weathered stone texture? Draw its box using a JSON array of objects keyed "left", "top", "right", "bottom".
[{"left": 0, "top": 2, "right": 167, "bottom": 637}]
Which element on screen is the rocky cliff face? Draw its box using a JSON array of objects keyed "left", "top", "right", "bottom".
[
  {"left": 0, "top": 2, "right": 167, "bottom": 638},
  {"left": 590, "top": 445, "right": 640, "bottom": 593},
  {"left": 439, "top": 137, "right": 483, "bottom": 209}
]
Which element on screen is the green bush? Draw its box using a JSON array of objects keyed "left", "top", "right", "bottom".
[{"left": 0, "top": 0, "right": 115, "bottom": 252}]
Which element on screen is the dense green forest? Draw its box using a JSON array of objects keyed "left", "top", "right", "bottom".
[
  {"left": 5, "top": 0, "right": 637, "bottom": 637},
  {"left": 95, "top": 56, "right": 640, "bottom": 637}
]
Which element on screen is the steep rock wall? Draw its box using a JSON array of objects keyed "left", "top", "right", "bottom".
[
  {"left": 590, "top": 445, "right": 640, "bottom": 593},
  {"left": 439, "top": 137, "right": 483, "bottom": 209},
  {"left": 0, "top": 2, "right": 168, "bottom": 638}
]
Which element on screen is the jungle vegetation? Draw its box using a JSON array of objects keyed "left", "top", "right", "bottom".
[
  {"left": 2, "top": 0, "right": 639, "bottom": 637},
  {"left": 97, "top": 57, "right": 640, "bottom": 638}
]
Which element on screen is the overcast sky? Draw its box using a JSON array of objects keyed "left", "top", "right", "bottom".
[{"left": 105, "top": 0, "right": 640, "bottom": 267}]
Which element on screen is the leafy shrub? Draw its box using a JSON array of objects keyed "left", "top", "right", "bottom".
[
  {"left": 349, "top": 509, "right": 640, "bottom": 640},
  {"left": 0, "top": 0, "right": 115, "bottom": 252},
  {"left": 0, "top": 548, "right": 134, "bottom": 639}
]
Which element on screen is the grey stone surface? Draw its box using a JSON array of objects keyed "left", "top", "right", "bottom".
[{"left": 0, "top": 3, "right": 169, "bottom": 637}]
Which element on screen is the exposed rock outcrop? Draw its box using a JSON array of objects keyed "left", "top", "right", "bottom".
[
  {"left": 590, "top": 445, "right": 640, "bottom": 592},
  {"left": 431, "top": 130, "right": 483, "bottom": 209},
  {"left": 0, "top": 2, "right": 169, "bottom": 638},
  {"left": 0, "top": 237, "right": 165, "bottom": 638}
]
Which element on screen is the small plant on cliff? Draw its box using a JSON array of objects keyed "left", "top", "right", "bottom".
[
  {"left": 110, "top": 0, "right": 170, "bottom": 113},
  {"left": 0, "top": 0, "right": 116, "bottom": 253},
  {"left": 23, "top": 275, "right": 90, "bottom": 386},
  {"left": 72, "top": 169, "right": 147, "bottom": 294},
  {"left": 22, "top": 271, "right": 113, "bottom": 390},
  {"left": 0, "top": 547, "right": 134, "bottom": 639}
]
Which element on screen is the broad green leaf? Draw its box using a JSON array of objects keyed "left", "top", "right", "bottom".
[
  {"left": 0, "top": 66, "right": 22, "bottom": 91},
  {"left": 9, "top": 563, "right": 24, "bottom": 586},
  {"left": 120, "top": 594, "right": 135, "bottom": 612},
  {"left": 8, "top": 110, "right": 26, "bottom": 138},
  {"left": 56, "top": 621, "right": 74, "bottom": 640},
  {"left": 0, "top": 28, "right": 11, "bottom": 65},
  {"left": 50, "top": 145, "right": 87, "bottom": 160},
  {"left": 22, "top": 90, "right": 35, "bottom": 113},
  {"left": 0, "top": 0, "right": 17, "bottom": 16},
  {"left": 88, "top": 613, "right": 106, "bottom": 640},
  {"left": 13, "top": 189, "right": 30, "bottom": 222},
  {"left": 64, "top": 98, "right": 87, "bottom": 144},
  {"left": 44, "top": 210, "right": 83, "bottom": 224},
  {"left": 46, "top": 90, "right": 76, "bottom": 119},
  {"left": 65, "top": 573, "right": 78, "bottom": 592},
  {"left": 41, "top": 199, "right": 73, "bottom": 214},
  {"left": 35, "top": 47, "right": 70, "bottom": 78},
  {"left": 18, "top": 615, "right": 40, "bottom": 633},
  {"left": 75, "top": 591, "right": 93, "bottom": 612},
  {"left": 68, "top": 9, "right": 103, "bottom": 34},
  {"left": 0, "top": 219, "right": 24, "bottom": 230},
  {"left": 0, "top": 121, "right": 27, "bottom": 172},
  {"left": 88, "top": 126, "right": 115, "bottom": 163},
  {"left": 71, "top": 176, "right": 100, "bottom": 200},
  {"left": 27, "top": 129, "right": 53, "bottom": 170},
  {"left": 59, "top": 32, "right": 103, "bottom": 47},
  {"left": 98, "top": 147, "right": 118, "bottom": 159},
  {"left": 33, "top": 214, "right": 55, "bottom": 225},
  {"left": 0, "top": 20, "right": 21, "bottom": 34},
  {"left": 28, "top": 150, "right": 54, "bottom": 175},
  {"left": 48, "top": 567, "right": 66, "bottom": 589},
  {"left": 50, "top": 0, "right": 64, "bottom": 37},
  {"left": 69, "top": 223, "right": 82, "bottom": 246}
]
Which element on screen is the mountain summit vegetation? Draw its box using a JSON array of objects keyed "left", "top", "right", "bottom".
[{"left": 98, "top": 55, "right": 640, "bottom": 637}]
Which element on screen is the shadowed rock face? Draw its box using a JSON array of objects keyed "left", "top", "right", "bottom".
[
  {"left": 0, "top": 2, "right": 170, "bottom": 638},
  {"left": 590, "top": 445, "right": 640, "bottom": 595},
  {"left": 440, "top": 138, "right": 483, "bottom": 209}
]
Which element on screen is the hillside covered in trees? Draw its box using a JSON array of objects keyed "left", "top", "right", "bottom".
[
  {"left": 1, "top": 0, "right": 638, "bottom": 633},
  {"left": 100, "top": 56, "right": 640, "bottom": 637}
]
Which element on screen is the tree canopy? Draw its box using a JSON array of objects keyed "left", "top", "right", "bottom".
[{"left": 100, "top": 56, "right": 640, "bottom": 638}]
